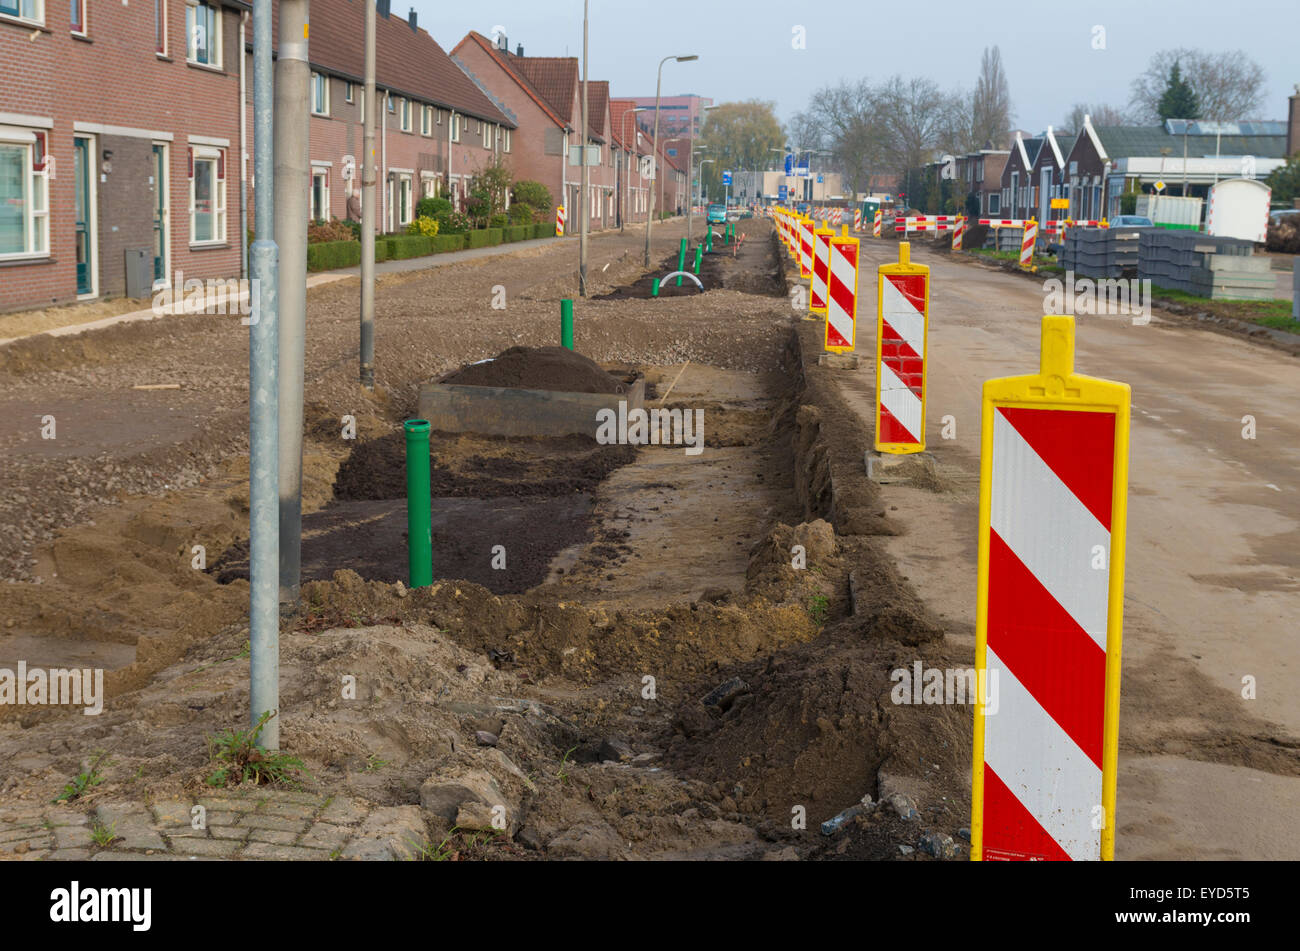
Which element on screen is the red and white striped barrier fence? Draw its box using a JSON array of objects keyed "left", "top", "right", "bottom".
[
  {"left": 953, "top": 215, "right": 967, "bottom": 251},
  {"left": 873, "top": 210, "right": 882, "bottom": 238},
  {"left": 972, "top": 314, "right": 1131, "bottom": 862},
  {"left": 874, "top": 241, "right": 928, "bottom": 452},
  {"left": 853, "top": 208, "right": 863, "bottom": 232}
]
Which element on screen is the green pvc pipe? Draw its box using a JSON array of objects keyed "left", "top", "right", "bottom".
[
  {"left": 652, "top": 278, "right": 660, "bottom": 297},
  {"left": 677, "top": 238, "right": 687, "bottom": 286},
  {"left": 404, "top": 419, "right": 432, "bottom": 588},
  {"left": 560, "top": 298, "right": 574, "bottom": 350},
  {"left": 693, "top": 246, "right": 702, "bottom": 274}
]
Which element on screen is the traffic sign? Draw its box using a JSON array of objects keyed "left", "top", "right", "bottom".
[{"left": 722, "top": 170, "right": 732, "bottom": 186}]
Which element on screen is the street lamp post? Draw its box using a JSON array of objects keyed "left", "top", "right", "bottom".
[
  {"left": 620, "top": 106, "right": 650, "bottom": 234},
  {"left": 646, "top": 54, "right": 697, "bottom": 267}
]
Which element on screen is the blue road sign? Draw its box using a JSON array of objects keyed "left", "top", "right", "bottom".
[{"left": 722, "top": 170, "right": 732, "bottom": 186}]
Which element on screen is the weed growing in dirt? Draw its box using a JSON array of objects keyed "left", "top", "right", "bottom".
[
  {"left": 558, "top": 745, "right": 579, "bottom": 785},
  {"left": 53, "top": 750, "right": 110, "bottom": 804},
  {"left": 807, "top": 594, "right": 830, "bottom": 626},
  {"left": 362, "top": 754, "right": 389, "bottom": 772},
  {"left": 195, "top": 640, "right": 250, "bottom": 673},
  {"left": 89, "top": 820, "right": 118, "bottom": 847},
  {"left": 407, "top": 828, "right": 501, "bottom": 861},
  {"left": 205, "top": 712, "right": 309, "bottom": 789}
]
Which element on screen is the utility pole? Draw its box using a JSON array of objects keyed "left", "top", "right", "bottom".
[
  {"left": 249, "top": 0, "right": 280, "bottom": 749},
  {"left": 578, "top": 0, "right": 589, "bottom": 296},
  {"left": 359, "top": 0, "right": 376, "bottom": 388},
  {"left": 275, "top": 0, "right": 309, "bottom": 607}
]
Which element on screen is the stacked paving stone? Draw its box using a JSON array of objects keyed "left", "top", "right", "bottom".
[
  {"left": 1138, "top": 230, "right": 1273, "bottom": 300},
  {"left": 1062, "top": 227, "right": 1147, "bottom": 279}
]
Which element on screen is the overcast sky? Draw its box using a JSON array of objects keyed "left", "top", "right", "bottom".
[{"left": 420, "top": 0, "right": 1298, "bottom": 134}]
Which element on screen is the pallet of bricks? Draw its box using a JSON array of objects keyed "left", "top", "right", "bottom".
[
  {"left": 1062, "top": 226, "right": 1145, "bottom": 279},
  {"left": 1137, "top": 230, "right": 1272, "bottom": 300}
]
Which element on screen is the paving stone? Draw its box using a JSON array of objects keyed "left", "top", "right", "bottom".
[
  {"left": 171, "top": 837, "right": 241, "bottom": 858},
  {"left": 150, "top": 799, "right": 196, "bottom": 829},
  {"left": 0, "top": 837, "right": 51, "bottom": 854},
  {"left": 241, "top": 842, "right": 329, "bottom": 861},
  {"left": 90, "top": 851, "right": 195, "bottom": 861},
  {"left": 258, "top": 800, "right": 319, "bottom": 820},
  {"left": 247, "top": 828, "right": 299, "bottom": 845},
  {"left": 254, "top": 790, "right": 325, "bottom": 807},
  {"left": 47, "top": 849, "right": 93, "bottom": 861},
  {"left": 0, "top": 825, "right": 47, "bottom": 845},
  {"left": 203, "top": 810, "right": 242, "bottom": 827},
  {"left": 298, "top": 823, "right": 351, "bottom": 852},
  {"left": 318, "top": 798, "right": 369, "bottom": 826},
  {"left": 237, "top": 814, "right": 310, "bottom": 832},
  {"left": 93, "top": 805, "right": 166, "bottom": 851},
  {"left": 46, "top": 808, "right": 89, "bottom": 827},
  {"left": 54, "top": 825, "right": 93, "bottom": 850},
  {"left": 209, "top": 825, "right": 249, "bottom": 841},
  {"left": 196, "top": 797, "right": 257, "bottom": 813},
  {"left": 340, "top": 806, "right": 426, "bottom": 861}
]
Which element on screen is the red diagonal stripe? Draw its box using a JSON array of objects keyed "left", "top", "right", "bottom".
[
  {"left": 877, "top": 401, "right": 917, "bottom": 444},
  {"left": 828, "top": 276, "right": 855, "bottom": 321},
  {"left": 879, "top": 319, "right": 921, "bottom": 363},
  {"left": 988, "top": 530, "right": 1106, "bottom": 768},
  {"left": 998, "top": 407, "right": 1116, "bottom": 530},
  {"left": 982, "top": 764, "right": 1073, "bottom": 861},
  {"left": 886, "top": 273, "right": 925, "bottom": 311}
]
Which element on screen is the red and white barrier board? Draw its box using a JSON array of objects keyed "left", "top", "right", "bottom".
[
  {"left": 555, "top": 205, "right": 567, "bottom": 237},
  {"left": 809, "top": 223, "right": 833, "bottom": 315},
  {"left": 1020, "top": 219, "right": 1038, "bottom": 268},
  {"left": 953, "top": 215, "right": 966, "bottom": 250},
  {"left": 972, "top": 315, "right": 1130, "bottom": 862},
  {"left": 799, "top": 216, "right": 814, "bottom": 279},
  {"left": 874, "top": 241, "right": 928, "bottom": 452},
  {"left": 853, "top": 208, "right": 863, "bottom": 232},
  {"left": 823, "top": 232, "right": 859, "bottom": 353},
  {"left": 873, "top": 210, "right": 882, "bottom": 237}
]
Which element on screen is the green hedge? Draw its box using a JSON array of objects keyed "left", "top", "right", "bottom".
[
  {"left": 385, "top": 234, "right": 434, "bottom": 260},
  {"left": 306, "top": 240, "right": 359, "bottom": 271},
  {"left": 431, "top": 233, "right": 466, "bottom": 253},
  {"left": 534, "top": 222, "right": 556, "bottom": 239},
  {"left": 503, "top": 224, "right": 531, "bottom": 243},
  {"left": 467, "top": 228, "right": 504, "bottom": 249}
]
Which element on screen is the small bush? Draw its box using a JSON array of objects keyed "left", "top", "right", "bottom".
[
  {"left": 207, "top": 712, "right": 309, "bottom": 789},
  {"left": 489, "top": 213, "right": 509, "bottom": 229},
  {"left": 508, "top": 202, "right": 535, "bottom": 224},
  {"left": 308, "top": 218, "right": 355, "bottom": 244},
  {"left": 437, "top": 209, "right": 474, "bottom": 234},
  {"left": 512, "top": 180, "right": 552, "bottom": 214},
  {"left": 407, "top": 216, "right": 440, "bottom": 237},
  {"left": 416, "top": 196, "right": 452, "bottom": 220}
]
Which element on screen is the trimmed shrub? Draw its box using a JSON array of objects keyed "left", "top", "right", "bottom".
[
  {"left": 386, "top": 234, "right": 434, "bottom": 260},
  {"left": 486, "top": 227, "right": 503, "bottom": 246},
  {"left": 508, "top": 202, "right": 535, "bottom": 224},
  {"left": 306, "top": 240, "right": 360, "bottom": 271},
  {"left": 489, "top": 213, "right": 509, "bottom": 229},
  {"left": 467, "top": 228, "right": 504, "bottom": 249},
  {"left": 432, "top": 233, "right": 466, "bottom": 253},
  {"left": 407, "top": 216, "right": 440, "bottom": 237},
  {"left": 503, "top": 224, "right": 530, "bottom": 243},
  {"left": 416, "top": 196, "right": 452, "bottom": 220},
  {"left": 535, "top": 222, "right": 557, "bottom": 239}
]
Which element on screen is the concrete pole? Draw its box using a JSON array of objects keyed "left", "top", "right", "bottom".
[
  {"left": 275, "top": 0, "right": 309, "bottom": 607},
  {"left": 645, "top": 58, "right": 666, "bottom": 267},
  {"left": 578, "top": 0, "right": 589, "bottom": 296},
  {"left": 238, "top": 12, "right": 248, "bottom": 278},
  {"left": 249, "top": 0, "right": 280, "bottom": 749},
  {"left": 359, "top": 0, "right": 376, "bottom": 388}
]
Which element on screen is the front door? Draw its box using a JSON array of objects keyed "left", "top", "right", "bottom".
[
  {"left": 74, "top": 138, "right": 92, "bottom": 296},
  {"left": 152, "top": 144, "right": 167, "bottom": 283}
]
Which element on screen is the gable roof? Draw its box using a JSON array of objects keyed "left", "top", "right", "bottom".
[
  {"left": 609, "top": 99, "right": 648, "bottom": 152},
  {"left": 264, "top": 0, "right": 512, "bottom": 127},
  {"left": 587, "top": 81, "right": 610, "bottom": 140},
  {"left": 452, "top": 32, "right": 566, "bottom": 130},
  {"left": 513, "top": 57, "right": 580, "bottom": 125}
]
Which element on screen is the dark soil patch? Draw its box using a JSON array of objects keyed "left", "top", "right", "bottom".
[
  {"left": 594, "top": 220, "right": 783, "bottom": 300},
  {"left": 440, "top": 345, "right": 629, "bottom": 394}
]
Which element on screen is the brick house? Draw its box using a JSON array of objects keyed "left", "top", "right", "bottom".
[
  {"left": 257, "top": 2, "right": 515, "bottom": 234},
  {"left": 609, "top": 99, "right": 652, "bottom": 226},
  {"left": 1000, "top": 132, "right": 1045, "bottom": 220},
  {"left": 2, "top": 0, "right": 247, "bottom": 311},
  {"left": 1027, "top": 126, "right": 1075, "bottom": 223},
  {"left": 451, "top": 34, "right": 620, "bottom": 232}
]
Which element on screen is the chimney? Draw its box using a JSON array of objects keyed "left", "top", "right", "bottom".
[
  {"left": 408, "top": 7, "right": 417, "bottom": 30},
  {"left": 377, "top": 0, "right": 390, "bottom": 18},
  {"left": 516, "top": 44, "right": 524, "bottom": 57}
]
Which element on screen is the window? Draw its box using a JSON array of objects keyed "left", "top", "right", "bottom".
[
  {"left": 392, "top": 174, "right": 412, "bottom": 228},
  {"left": 310, "top": 72, "right": 329, "bottom": 116},
  {"left": 449, "top": 112, "right": 460, "bottom": 143},
  {"left": 310, "top": 167, "right": 330, "bottom": 221},
  {"left": 386, "top": 94, "right": 394, "bottom": 114},
  {"left": 420, "top": 105, "right": 431, "bottom": 137},
  {"left": 482, "top": 122, "right": 492, "bottom": 149},
  {"left": 0, "top": 130, "right": 50, "bottom": 258},
  {"left": 188, "top": 146, "right": 226, "bottom": 244},
  {"left": 185, "top": 1, "right": 221, "bottom": 67},
  {"left": 155, "top": 0, "right": 166, "bottom": 54},
  {"left": 502, "top": 128, "right": 511, "bottom": 153},
  {"left": 344, "top": 82, "right": 354, "bottom": 104},
  {"left": 70, "top": 0, "right": 84, "bottom": 33},
  {"left": 398, "top": 98, "right": 411, "bottom": 132},
  {"left": 0, "top": 0, "right": 42, "bottom": 22}
]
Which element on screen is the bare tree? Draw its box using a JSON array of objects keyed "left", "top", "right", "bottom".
[
  {"left": 970, "top": 46, "right": 1012, "bottom": 149},
  {"left": 1063, "top": 102, "right": 1129, "bottom": 131},
  {"left": 1129, "top": 49, "right": 1266, "bottom": 122}
]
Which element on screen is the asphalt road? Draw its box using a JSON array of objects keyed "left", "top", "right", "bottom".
[{"left": 840, "top": 239, "right": 1300, "bottom": 859}]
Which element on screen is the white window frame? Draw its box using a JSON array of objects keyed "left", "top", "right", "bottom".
[
  {"left": 344, "top": 82, "right": 354, "bottom": 104},
  {"left": 502, "top": 128, "right": 511, "bottom": 153},
  {"left": 482, "top": 122, "right": 492, "bottom": 149},
  {"left": 188, "top": 145, "right": 226, "bottom": 246},
  {"left": 185, "top": 0, "right": 222, "bottom": 69},
  {"left": 398, "top": 98, "right": 411, "bottom": 133},
  {"left": 0, "top": 0, "right": 43, "bottom": 26},
  {"left": 0, "top": 126, "right": 50, "bottom": 260},
  {"left": 70, "top": 0, "right": 86, "bottom": 35},
  {"left": 420, "top": 105, "right": 431, "bottom": 137},
  {"left": 310, "top": 72, "right": 330, "bottom": 116},
  {"left": 449, "top": 111, "right": 460, "bottom": 143}
]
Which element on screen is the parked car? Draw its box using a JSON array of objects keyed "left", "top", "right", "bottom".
[
  {"left": 707, "top": 203, "right": 726, "bottom": 224},
  {"left": 1110, "top": 215, "right": 1153, "bottom": 227}
]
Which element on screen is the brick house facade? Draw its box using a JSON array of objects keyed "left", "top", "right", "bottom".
[{"left": 2, "top": 0, "right": 246, "bottom": 312}]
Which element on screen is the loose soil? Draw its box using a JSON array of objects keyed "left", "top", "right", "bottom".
[{"left": 440, "top": 345, "right": 630, "bottom": 394}]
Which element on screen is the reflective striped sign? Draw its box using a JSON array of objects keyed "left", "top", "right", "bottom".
[
  {"left": 809, "top": 224, "right": 833, "bottom": 315},
  {"left": 972, "top": 315, "right": 1131, "bottom": 862},
  {"left": 824, "top": 232, "right": 859, "bottom": 353},
  {"left": 874, "top": 241, "right": 928, "bottom": 453}
]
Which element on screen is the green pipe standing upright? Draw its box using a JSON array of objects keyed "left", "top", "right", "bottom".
[
  {"left": 693, "top": 246, "right": 702, "bottom": 274},
  {"left": 404, "top": 419, "right": 432, "bottom": 588},
  {"left": 676, "top": 238, "right": 687, "bottom": 286},
  {"left": 560, "top": 299, "right": 574, "bottom": 350},
  {"left": 651, "top": 278, "right": 661, "bottom": 297}
]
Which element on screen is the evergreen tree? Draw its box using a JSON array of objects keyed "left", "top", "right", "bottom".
[{"left": 1157, "top": 61, "right": 1200, "bottom": 121}]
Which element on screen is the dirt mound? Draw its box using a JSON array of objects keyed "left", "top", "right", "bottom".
[
  {"left": 440, "top": 346, "right": 627, "bottom": 394},
  {"left": 332, "top": 431, "right": 637, "bottom": 501}
]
